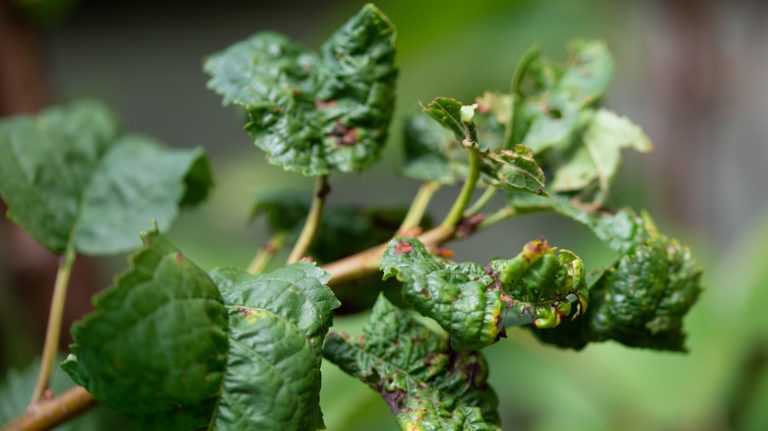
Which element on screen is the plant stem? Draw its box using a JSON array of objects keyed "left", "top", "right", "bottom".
[
  {"left": 464, "top": 186, "right": 497, "bottom": 217},
  {"left": 322, "top": 224, "right": 455, "bottom": 286},
  {"left": 397, "top": 181, "right": 440, "bottom": 234},
  {"left": 478, "top": 207, "right": 517, "bottom": 231},
  {"left": 441, "top": 147, "right": 480, "bottom": 228},
  {"left": 247, "top": 232, "right": 286, "bottom": 274},
  {"left": 4, "top": 386, "right": 95, "bottom": 431},
  {"left": 30, "top": 245, "right": 76, "bottom": 404},
  {"left": 287, "top": 175, "right": 329, "bottom": 264}
]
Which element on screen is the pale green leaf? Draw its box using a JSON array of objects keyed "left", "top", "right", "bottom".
[{"left": 0, "top": 101, "right": 212, "bottom": 255}]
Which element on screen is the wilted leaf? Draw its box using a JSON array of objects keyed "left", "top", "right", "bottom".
[
  {"left": 550, "top": 109, "right": 652, "bottom": 201},
  {"left": 62, "top": 229, "right": 229, "bottom": 429},
  {"left": 0, "top": 101, "right": 212, "bottom": 255},
  {"left": 209, "top": 265, "right": 339, "bottom": 430},
  {"left": 380, "top": 237, "right": 587, "bottom": 350},
  {"left": 204, "top": 4, "right": 397, "bottom": 176},
  {"left": 324, "top": 295, "right": 501, "bottom": 431}
]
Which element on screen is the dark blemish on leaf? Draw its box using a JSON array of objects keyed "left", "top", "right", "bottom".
[
  {"left": 548, "top": 108, "right": 563, "bottom": 119},
  {"left": 315, "top": 99, "right": 338, "bottom": 109},
  {"left": 332, "top": 121, "right": 359, "bottom": 146},
  {"left": 378, "top": 384, "right": 407, "bottom": 414},
  {"left": 236, "top": 307, "right": 254, "bottom": 316},
  {"left": 457, "top": 214, "right": 485, "bottom": 238},
  {"left": 394, "top": 241, "right": 413, "bottom": 254}
]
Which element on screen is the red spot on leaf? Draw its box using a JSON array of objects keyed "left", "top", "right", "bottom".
[
  {"left": 315, "top": 99, "right": 338, "bottom": 109},
  {"left": 332, "top": 121, "right": 359, "bottom": 146},
  {"left": 436, "top": 247, "right": 455, "bottom": 258},
  {"left": 236, "top": 307, "right": 255, "bottom": 316},
  {"left": 394, "top": 241, "right": 413, "bottom": 254}
]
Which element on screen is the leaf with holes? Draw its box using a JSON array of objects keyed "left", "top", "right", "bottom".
[
  {"left": 0, "top": 100, "right": 212, "bottom": 255},
  {"left": 204, "top": 4, "right": 397, "bottom": 176},
  {"left": 324, "top": 295, "right": 501, "bottom": 431}
]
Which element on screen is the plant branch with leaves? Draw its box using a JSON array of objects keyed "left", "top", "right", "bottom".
[{"left": 0, "top": 4, "right": 701, "bottom": 431}]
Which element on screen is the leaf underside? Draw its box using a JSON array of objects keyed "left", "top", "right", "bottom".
[
  {"left": 324, "top": 295, "right": 501, "bottom": 431},
  {"left": 0, "top": 100, "right": 212, "bottom": 255},
  {"left": 204, "top": 4, "right": 398, "bottom": 176}
]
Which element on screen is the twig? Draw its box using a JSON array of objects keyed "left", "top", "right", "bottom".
[
  {"left": 396, "top": 181, "right": 440, "bottom": 234},
  {"left": 247, "top": 232, "right": 286, "bottom": 274},
  {"left": 464, "top": 186, "right": 497, "bottom": 217},
  {"left": 287, "top": 175, "right": 329, "bottom": 264},
  {"left": 3, "top": 386, "right": 95, "bottom": 431},
  {"left": 31, "top": 246, "right": 75, "bottom": 403},
  {"left": 441, "top": 146, "right": 480, "bottom": 228}
]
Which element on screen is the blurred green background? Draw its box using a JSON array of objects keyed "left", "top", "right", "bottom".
[{"left": 2, "top": 0, "right": 768, "bottom": 429}]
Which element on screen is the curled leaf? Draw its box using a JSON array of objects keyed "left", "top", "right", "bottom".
[
  {"left": 324, "top": 295, "right": 501, "bottom": 431},
  {"left": 380, "top": 237, "right": 587, "bottom": 350},
  {"left": 205, "top": 4, "right": 397, "bottom": 176}
]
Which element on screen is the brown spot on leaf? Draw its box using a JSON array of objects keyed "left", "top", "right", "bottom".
[
  {"left": 236, "top": 307, "right": 255, "bottom": 316},
  {"left": 175, "top": 252, "right": 185, "bottom": 263},
  {"left": 315, "top": 99, "right": 338, "bottom": 109},
  {"left": 435, "top": 247, "right": 454, "bottom": 258},
  {"left": 456, "top": 214, "right": 485, "bottom": 238},
  {"left": 332, "top": 121, "right": 359, "bottom": 146},
  {"left": 378, "top": 384, "right": 407, "bottom": 414},
  {"left": 394, "top": 241, "right": 413, "bottom": 254}
]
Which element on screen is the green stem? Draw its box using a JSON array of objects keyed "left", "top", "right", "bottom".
[
  {"left": 441, "top": 147, "right": 480, "bottom": 228},
  {"left": 287, "top": 175, "right": 329, "bottom": 264},
  {"left": 478, "top": 207, "right": 517, "bottom": 231},
  {"left": 247, "top": 232, "right": 286, "bottom": 274},
  {"left": 464, "top": 186, "right": 497, "bottom": 217},
  {"left": 31, "top": 245, "right": 76, "bottom": 403},
  {"left": 397, "top": 181, "right": 440, "bottom": 234}
]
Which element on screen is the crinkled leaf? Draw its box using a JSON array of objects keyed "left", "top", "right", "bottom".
[
  {"left": 62, "top": 229, "right": 229, "bottom": 429},
  {"left": 208, "top": 264, "right": 339, "bottom": 430},
  {"left": 380, "top": 237, "right": 587, "bottom": 350},
  {"left": 510, "top": 40, "right": 613, "bottom": 153},
  {"left": 550, "top": 109, "right": 652, "bottom": 201},
  {"left": 204, "top": 4, "right": 397, "bottom": 176},
  {"left": 323, "top": 295, "right": 501, "bottom": 431},
  {"left": 481, "top": 145, "right": 546, "bottom": 195},
  {"left": 0, "top": 101, "right": 212, "bottom": 255},
  {"left": 509, "top": 202, "right": 704, "bottom": 351}
]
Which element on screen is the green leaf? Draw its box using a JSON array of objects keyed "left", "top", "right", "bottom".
[
  {"left": 204, "top": 4, "right": 397, "bottom": 176},
  {"left": 549, "top": 109, "right": 652, "bottom": 200},
  {"left": 514, "top": 205, "right": 703, "bottom": 351},
  {"left": 380, "top": 237, "right": 587, "bottom": 350},
  {"left": 405, "top": 97, "right": 545, "bottom": 195},
  {"left": 511, "top": 40, "right": 613, "bottom": 153},
  {"left": 0, "top": 101, "right": 213, "bottom": 255},
  {"left": 208, "top": 264, "right": 340, "bottom": 430},
  {"left": 323, "top": 295, "right": 501, "bottom": 431},
  {"left": 62, "top": 229, "right": 229, "bottom": 429}
]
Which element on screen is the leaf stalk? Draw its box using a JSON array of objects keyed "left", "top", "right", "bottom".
[{"left": 287, "top": 175, "right": 329, "bottom": 264}]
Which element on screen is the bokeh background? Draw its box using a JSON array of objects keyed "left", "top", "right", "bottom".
[{"left": 2, "top": 0, "right": 768, "bottom": 429}]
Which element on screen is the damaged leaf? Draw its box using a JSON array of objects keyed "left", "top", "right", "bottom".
[
  {"left": 323, "top": 295, "right": 501, "bottom": 431},
  {"left": 380, "top": 237, "right": 587, "bottom": 350},
  {"left": 204, "top": 4, "right": 397, "bottom": 176}
]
